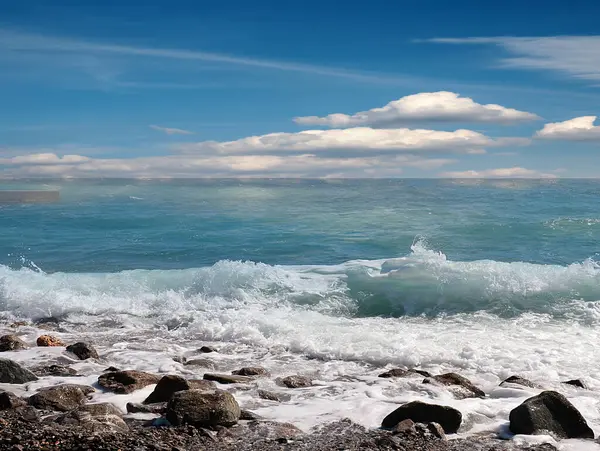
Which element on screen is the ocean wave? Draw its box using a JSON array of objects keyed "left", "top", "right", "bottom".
[{"left": 1, "top": 241, "right": 600, "bottom": 321}]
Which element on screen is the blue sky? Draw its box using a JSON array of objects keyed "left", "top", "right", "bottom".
[{"left": 2, "top": 0, "right": 600, "bottom": 178}]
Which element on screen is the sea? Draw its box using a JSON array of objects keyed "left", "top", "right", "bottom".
[{"left": 2, "top": 178, "right": 600, "bottom": 449}]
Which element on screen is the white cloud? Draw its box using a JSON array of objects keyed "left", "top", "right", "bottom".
[
  {"left": 536, "top": 116, "right": 600, "bottom": 141},
  {"left": 0, "top": 153, "right": 91, "bottom": 165},
  {"left": 150, "top": 125, "right": 194, "bottom": 135},
  {"left": 441, "top": 167, "right": 557, "bottom": 178},
  {"left": 427, "top": 36, "right": 600, "bottom": 83},
  {"left": 294, "top": 92, "right": 538, "bottom": 127},
  {"left": 178, "top": 126, "right": 523, "bottom": 155}
]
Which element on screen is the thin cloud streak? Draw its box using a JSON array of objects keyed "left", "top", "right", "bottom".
[{"left": 150, "top": 125, "right": 194, "bottom": 135}]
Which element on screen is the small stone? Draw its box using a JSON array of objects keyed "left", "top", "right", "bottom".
[
  {"left": 126, "top": 402, "right": 167, "bottom": 414},
  {"left": 203, "top": 373, "right": 253, "bottom": 384},
  {"left": 36, "top": 335, "right": 65, "bottom": 347},
  {"left": 98, "top": 370, "right": 160, "bottom": 394},
  {"left": 28, "top": 384, "right": 94, "bottom": 412},
  {"left": 166, "top": 389, "right": 241, "bottom": 427},
  {"left": 393, "top": 419, "right": 416, "bottom": 434},
  {"left": 103, "top": 366, "right": 120, "bottom": 372},
  {"left": 382, "top": 401, "right": 462, "bottom": 434},
  {"left": 0, "top": 391, "right": 26, "bottom": 410},
  {"left": 258, "top": 390, "right": 281, "bottom": 402},
  {"left": 423, "top": 373, "right": 485, "bottom": 399},
  {"left": 427, "top": 422, "right": 447, "bottom": 440},
  {"left": 232, "top": 367, "right": 269, "bottom": 377},
  {"left": 9, "top": 321, "right": 28, "bottom": 328},
  {"left": 563, "top": 379, "right": 587, "bottom": 389},
  {"left": 0, "top": 335, "right": 28, "bottom": 352},
  {"left": 0, "top": 358, "right": 38, "bottom": 384},
  {"left": 172, "top": 356, "right": 187, "bottom": 364},
  {"left": 199, "top": 346, "right": 217, "bottom": 353},
  {"left": 66, "top": 342, "right": 99, "bottom": 360},
  {"left": 501, "top": 375, "right": 539, "bottom": 388},
  {"left": 379, "top": 368, "right": 432, "bottom": 378},
  {"left": 281, "top": 375, "right": 312, "bottom": 388}
]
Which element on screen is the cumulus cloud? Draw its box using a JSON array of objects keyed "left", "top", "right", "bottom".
[
  {"left": 294, "top": 92, "right": 539, "bottom": 127},
  {"left": 0, "top": 153, "right": 91, "bottom": 165},
  {"left": 150, "top": 125, "right": 194, "bottom": 135},
  {"left": 178, "top": 126, "right": 524, "bottom": 156},
  {"left": 441, "top": 167, "right": 557, "bottom": 178},
  {"left": 536, "top": 116, "right": 600, "bottom": 141}
]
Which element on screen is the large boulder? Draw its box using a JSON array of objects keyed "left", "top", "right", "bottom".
[
  {"left": 0, "top": 335, "right": 28, "bottom": 352},
  {"left": 166, "top": 389, "right": 241, "bottom": 427},
  {"left": 381, "top": 401, "right": 462, "bottom": 434},
  {"left": 28, "top": 384, "right": 94, "bottom": 412},
  {"left": 143, "top": 375, "right": 215, "bottom": 404},
  {"left": 509, "top": 391, "right": 594, "bottom": 439},
  {"left": 423, "top": 373, "right": 485, "bottom": 399},
  {"left": 55, "top": 403, "right": 128, "bottom": 433},
  {"left": 97, "top": 370, "right": 160, "bottom": 394},
  {"left": 0, "top": 390, "right": 26, "bottom": 409},
  {"left": 36, "top": 335, "right": 65, "bottom": 347},
  {"left": 66, "top": 342, "right": 99, "bottom": 360},
  {"left": 0, "top": 358, "right": 38, "bottom": 383}
]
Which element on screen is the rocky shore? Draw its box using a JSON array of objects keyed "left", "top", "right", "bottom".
[{"left": 0, "top": 320, "right": 596, "bottom": 450}]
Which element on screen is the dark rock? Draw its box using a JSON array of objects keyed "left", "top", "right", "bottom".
[
  {"left": 240, "top": 409, "right": 263, "bottom": 421},
  {"left": 232, "top": 367, "right": 269, "bottom": 377},
  {"left": 501, "top": 375, "right": 539, "bottom": 389},
  {"left": 203, "top": 373, "right": 253, "bottom": 384},
  {"left": 382, "top": 401, "right": 463, "bottom": 434},
  {"left": 509, "top": 390, "right": 594, "bottom": 439},
  {"left": 563, "top": 379, "right": 587, "bottom": 389},
  {"left": 0, "top": 358, "right": 38, "bottom": 383},
  {"left": 165, "top": 389, "right": 241, "bottom": 427},
  {"left": 103, "top": 366, "right": 120, "bottom": 372},
  {"left": 36, "top": 335, "right": 65, "bottom": 347},
  {"left": 126, "top": 402, "right": 167, "bottom": 414},
  {"left": 0, "top": 391, "right": 26, "bottom": 410},
  {"left": 55, "top": 403, "right": 128, "bottom": 433},
  {"left": 184, "top": 359, "right": 216, "bottom": 369},
  {"left": 34, "top": 316, "right": 62, "bottom": 327},
  {"left": 198, "top": 346, "right": 217, "bottom": 353},
  {"left": 257, "top": 389, "right": 282, "bottom": 402},
  {"left": 98, "top": 370, "right": 160, "bottom": 394},
  {"left": 379, "top": 368, "right": 432, "bottom": 378},
  {"left": 32, "top": 364, "right": 78, "bottom": 377},
  {"left": 144, "top": 375, "right": 216, "bottom": 404},
  {"left": 426, "top": 422, "right": 447, "bottom": 440},
  {"left": 423, "top": 373, "right": 485, "bottom": 399},
  {"left": 66, "top": 342, "right": 99, "bottom": 360},
  {"left": 28, "top": 384, "right": 94, "bottom": 412},
  {"left": 0, "top": 335, "right": 28, "bottom": 352},
  {"left": 281, "top": 375, "right": 312, "bottom": 388}
]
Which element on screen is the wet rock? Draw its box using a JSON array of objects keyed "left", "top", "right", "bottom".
[
  {"left": 32, "top": 364, "right": 78, "bottom": 377},
  {"left": 257, "top": 389, "right": 282, "bottom": 402},
  {"left": 144, "top": 375, "right": 216, "bottom": 404},
  {"left": 55, "top": 403, "right": 128, "bottom": 433},
  {"left": 426, "top": 422, "right": 447, "bottom": 440},
  {"left": 281, "top": 375, "right": 312, "bottom": 388},
  {"left": 232, "top": 367, "right": 269, "bottom": 377},
  {"left": 379, "top": 368, "right": 432, "bottom": 378},
  {"left": 509, "top": 390, "right": 594, "bottom": 439},
  {"left": 240, "top": 409, "right": 263, "bottom": 421},
  {"left": 218, "top": 420, "right": 304, "bottom": 443},
  {"left": 172, "top": 355, "right": 187, "bottom": 364},
  {"left": 501, "top": 375, "right": 539, "bottom": 389},
  {"left": 382, "top": 401, "right": 463, "bottom": 434},
  {"left": 9, "top": 321, "right": 28, "bottom": 328},
  {"left": 98, "top": 370, "right": 160, "bottom": 394},
  {"left": 65, "top": 342, "right": 99, "bottom": 360},
  {"left": 165, "top": 389, "right": 241, "bottom": 427},
  {"left": 0, "top": 358, "right": 38, "bottom": 383},
  {"left": 184, "top": 359, "right": 216, "bottom": 370},
  {"left": 103, "top": 366, "right": 120, "bottom": 372},
  {"left": 34, "top": 316, "right": 65, "bottom": 331},
  {"left": 424, "top": 373, "right": 485, "bottom": 399},
  {"left": 0, "top": 391, "right": 26, "bottom": 409},
  {"left": 28, "top": 384, "right": 94, "bottom": 412},
  {"left": 126, "top": 401, "right": 167, "bottom": 414},
  {"left": 563, "top": 379, "right": 587, "bottom": 389},
  {"left": 203, "top": 373, "right": 253, "bottom": 384},
  {"left": 393, "top": 418, "right": 416, "bottom": 434},
  {"left": 36, "top": 335, "right": 65, "bottom": 347},
  {"left": 0, "top": 335, "right": 28, "bottom": 352},
  {"left": 198, "top": 346, "right": 217, "bottom": 353}
]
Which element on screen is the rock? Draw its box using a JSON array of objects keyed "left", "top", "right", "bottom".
[
  {"left": 28, "top": 384, "right": 94, "bottom": 412},
  {"left": 281, "top": 375, "right": 312, "bottom": 388},
  {"left": 382, "top": 401, "right": 463, "bottom": 434},
  {"left": 65, "top": 342, "right": 99, "bottom": 360},
  {"left": 563, "top": 379, "right": 587, "bottom": 389},
  {"left": 0, "top": 390, "right": 26, "bottom": 409},
  {"left": 172, "top": 355, "right": 187, "bottom": 364},
  {"left": 32, "top": 364, "right": 78, "bottom": 377},
  {"left": 232, "top": 367, "right": 269, "bottom": 377},
  {"left": 426, "top": 422, "right": 447, "bottom": 440},
  {"left": 258, "top": 389, "right": 282, "bottom": 402},
  {"left": 184, "top": 359, "right": 216, "bottom": 369},
  {"left": 103, "top": 366, "right": 120, "bottom": 372},
  {"left": 9, "top": 321, "right": 28, "bottom": 328},
  {"left": 240, "top": 409, "right": 263, "bottom": 421},
  {"left": 198, "top": 346, "right": 217, "bottom": 353},
  {"left": 0, "top": 358, "right": 38, "bottom": 383},
  {"left": 393, "top": 419, "right": 416, "bottom": 434},
  {"left": 501, "top": 375, "right": 539, "bottom": 388},
  {"left": 55, "top": 403, "right": 128, "bottom": 433},
  {"left": 126, "top": 402, "right": 167, "bottom": 414},
  {"left": 143, "top": 375, "right": 215, "bottom": 404},
  {"left": 0, "top": 335, "right": 28, "bottom": 352},
  {"left": 165, "top": 389, "right": 241, "bottom": 427},
  {"left": 509, "top": 390, "right": 594, "bottom": 439},
  {"left": 379, "top": 368, "right": 432, "bottom": 378},
  {"left": 34, "top": 316, "right": 62, "bottom": 327},
  {"left": 218, "top": 420, "right": 304, "bottom": 443},
  {"left": 36, "top": 335, "right": 65, "bottom": 347},
  {"left": 97, "top": 370, "right": 160, "bottom": 394},
  {"left": 423, "top": 373, "right": 485, "bottom": 399},
  {"left": 203, "top": 373, "right": 253, "bottom": 384}
]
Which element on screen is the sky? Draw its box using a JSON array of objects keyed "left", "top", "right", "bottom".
[{"left": 2, "top": 0, "right": 600, "bottom": 178}]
